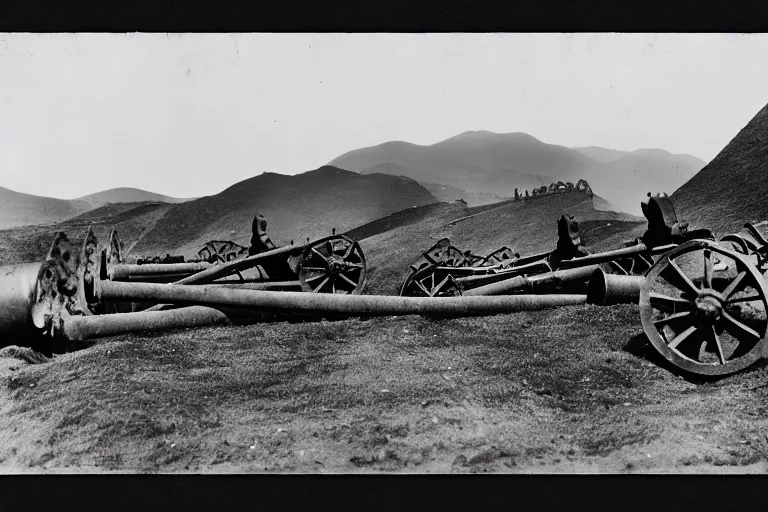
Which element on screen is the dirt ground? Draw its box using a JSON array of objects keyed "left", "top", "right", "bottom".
[{"left": 2, "top": 304, "right": 768, "bottom": 474}]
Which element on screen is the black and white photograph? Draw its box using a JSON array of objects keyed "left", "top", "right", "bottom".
[{"left": 2, "top": 32, "right": 768, "bottom": 475}]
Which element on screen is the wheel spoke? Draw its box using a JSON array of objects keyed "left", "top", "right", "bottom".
[
  {"left": 703, "top": 249, "right": 713, "bottom": 289},
  {"left": 301, "top": 266, "right": 327, "bottom": 273},
  {"left": 709, "top": 325, "right": 726, "bottom": 365},
  {"left": 433, "top": 275, "right": 452, "bottom": 296},
  {"left": 667, "top": 258, "right": 699, "bottom": 295},
  {"left": 415, "top": 280, "right": 430, "bottom": 296},
  {"left": 311, "top": 247, "right": 327, "bottom": 261},
  {"left": 727, "top": 294, "right": 763, "bottom": 304},
  {"left": 653, "top": 310, "right": 692, "bottom": 326},
  {"left": 343, "top": 262, "right": 364, "bottom": 269},
  {"left": 344, "top": 242, "right": 355, "bottom": 258},
  {"left": 649, "top": 292, "right": 693, "bottom": 311},
  {"left": 326, "top": 240, "right": 335, "bottom": 256},
  {"left": 722, "top": 271, "right": 747, "bottom": 300},
  {"left": 610, "top": 260, "right": 629, "bottom": 275},
  {"left": 339, "top": 273, "right": 358, "bottom": 288},
  {"left": 313, "top": 276, "right": 330, "bottom": 293},
  {"left": 304, "top": 273, "right": 327, "bottom": 283},
  {"left": 721, "top": 310, "right": 762, "bottom": 342},
  {"left": 668, "top": 325, "right": 698, "bottom": 350}
]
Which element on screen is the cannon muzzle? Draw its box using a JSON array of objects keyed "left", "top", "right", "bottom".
[{"left": 586, "top": 269, "right": 644, "bottom": 306}]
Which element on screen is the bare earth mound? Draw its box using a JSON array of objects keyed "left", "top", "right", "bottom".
[{"left": 673, "top": 102, "right": 768, "bottom": 236}]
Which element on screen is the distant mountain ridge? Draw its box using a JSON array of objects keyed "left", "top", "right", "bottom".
[
  {"left": 130, "top": 165, "right": 440, "bottom": 258},
  {"left": 0, "top": 185, "right": 92, "bottom": 229},
  {"left": 77, "top": 187, "right": 193, "bottom": 208},
  {"left": 329, "top": 131, "right": 706, "bottom": 215}
]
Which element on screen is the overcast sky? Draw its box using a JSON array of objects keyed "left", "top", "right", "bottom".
[{"left": 1, "top": 33, "right": 767, "bottom": 199}]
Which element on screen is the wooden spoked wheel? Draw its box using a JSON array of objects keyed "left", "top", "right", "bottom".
[
  {"left": 478, "top": 247, "right": 517, "bottom": 267},
  {"left": 399, "top": 265, "right": 462, "bottom": 297},
  {"left": 640, "top": 240, "right": 768, "bottom": 376},
  {"left": 298, "top": 235, "right": 367, "bottom": 295},
  {"left": 608, "top": 252, "right": 656, "bottom": 276}
]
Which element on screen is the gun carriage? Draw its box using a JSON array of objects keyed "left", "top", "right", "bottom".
[{"left": 400, "top": 193, "right": 714, "bottom": 298}]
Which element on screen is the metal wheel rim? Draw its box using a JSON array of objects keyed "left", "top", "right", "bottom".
[
  {"left": 298, "top": 235, "right": 367, "bottom": 295},
  {"left": 640, "top": 240, "right": 768, "bottom": 376}
]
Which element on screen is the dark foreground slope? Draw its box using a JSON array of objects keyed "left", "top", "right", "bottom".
[
  {"left": 0, "top": 186, "right": 92, "bottom": 230},
  {"left": 0, "top": 202, "right": 173, "bottom": 265},
  {"left": 358, "top": 192, "right": 644, "bottom": 296},
  {"left": 673, "top": 102, "right": 768, "bottom": 236},
  {"left": 131, "top": 166, "right": 438, "bottom": 258}
]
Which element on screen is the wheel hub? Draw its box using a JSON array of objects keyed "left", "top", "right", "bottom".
[
  {"left": 695, "top": 290, "right": 724, "bottom": 323},
  {"left": 327, "top": 254, "right": 345, "bottom": 275}
]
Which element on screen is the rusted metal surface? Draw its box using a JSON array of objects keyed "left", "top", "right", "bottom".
[
  {"left": 96, "top": 280, "right": 586, "bottom": 316},
  {"left": 110, "top": 262, "right": 213, "bottom": 281},
  {"left": 0, "top": 263, "right": 44, "bottom": 337},
  {"left": 586, "top": 269, "right": 644, "bottom": 306},
  {"left": 640, "top": 240, "right": 768, "bottom": 376},
  {"left": 463, "top": 264, "right": 600, "bottom": 297},
  {"left": 61, "top": 306, "right": 230, "bottom": 341}
]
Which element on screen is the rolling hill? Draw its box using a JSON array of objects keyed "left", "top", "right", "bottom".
[
  {"left": 0, "top": 201, "right": 174, "bottom": 266},
  {"left": 77, "top": 187, "right": 192, "bottom": 208},
  {"left": 417, "top": 181, "right": 508, "bottom": 207},
  {"left": 672, "top": 102, "right": 768, "bottom": 236},
  {"left": 572, "top": 146, "right": 629, "bottom": 163},
  {"left": 329, "top": 132, "right": 705, "bottom": 216},
  {"left": 130, "top": 166, "right": 439, "bottom": 258},
  {"left": 0, "top": 185, "right": 92, "bottom": 230}
]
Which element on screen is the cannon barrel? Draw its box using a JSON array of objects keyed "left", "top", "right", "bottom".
[
  {"left": 586, "top": 269, "right": 644, "bottom": 306},
  {"left": 558, "top": 243, "right": 676, "bottom": 269},
  {"left": 110, "top": 262, "right": 213, "bottom": 281},
  {"left": 0, "top": 263, "right": 44, "bottom": 337},
  {"left": 174, "top": 243, "right": 301, "bottom": 285},
  {"left": 95, "top": 280, "right": 586, "bottom": 317},
  {"left": 60, "top": 306, "right": 230, "bottom": 341},
  {"left": 462, "top": 264, "right": 600, "bottom": 296}
]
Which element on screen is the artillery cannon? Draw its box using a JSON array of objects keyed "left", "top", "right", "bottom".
[
  {"left": 0, "top": 226, "right": 585, "bottom": 354},
  {"left": 101, "top": 215, "right": 369, "bottom": 296},
  {"left": 401, "top": 193, "right": 713, "bottom": 299}
]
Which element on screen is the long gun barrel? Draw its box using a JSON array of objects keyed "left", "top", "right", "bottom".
[
  {"left": 95, "top": 280, "right": 586, "bottom": 317},
  {"left": 462, "top": 264, "right": 600, "bottom": 296}
]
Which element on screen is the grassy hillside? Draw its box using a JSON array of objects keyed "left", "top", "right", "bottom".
[
  {"left": 131, "top": 166, "right": 438, "bottom": 259},
  {"left": 0, "top": 186, "right": 92, "bottom": 230},
  {"left": 77, "top": 187, "right": 192, "bottom": 208},
  {"left": 0, "top": 202, "right": 173, "bottom": 266},
  {"left": 673, "top": 102, "right": 768, "bottom": 236},
  {"left": 4, "top": 304, "right": 768, "bottom": 473}
]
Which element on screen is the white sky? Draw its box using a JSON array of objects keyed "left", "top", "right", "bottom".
[{"left": 1, "top": 33, "right": 767, "bottom": 199}]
